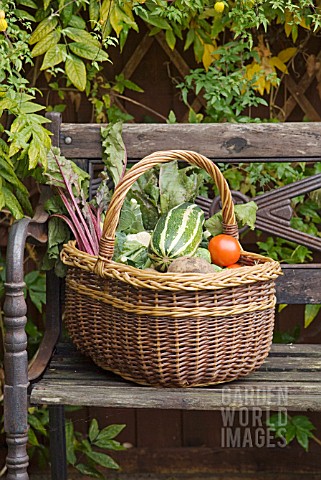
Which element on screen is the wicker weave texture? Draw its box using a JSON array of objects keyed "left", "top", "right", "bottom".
[
  {"left": 65, "top": 268, "right": 276, "bottom": 387},
  {"left": 61, "top": 150, "right": 282, "bottom": 387}
]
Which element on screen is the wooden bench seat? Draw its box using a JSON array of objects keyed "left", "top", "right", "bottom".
[{"left": 30, "top": 342, "right": 321, "bottom": 411}]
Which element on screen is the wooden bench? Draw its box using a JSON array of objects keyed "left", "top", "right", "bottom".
[{"left": 4, "top": 113, "right": 321, "bottom": 480}]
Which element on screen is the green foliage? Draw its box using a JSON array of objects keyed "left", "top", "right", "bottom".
[
  {"left": 24, "top": 270, "right": 46, "bottom": 313},
  {"left": 66, "top": 418, "right": 126, "bottom": 479},
  {"left": 101, "top": 122, "right": 126, "bottom": 187},
  {"left": 26, "top": 409, "right": 126, "bottom": 478},
  {"left": 273, "top": 325, "right": 300, "bottom": 344},
  {"left": 178, "top": 40, "right": 268, "bottom": 122},
  {"left": 267, "top": 413, "right": 316, "bottom": 452},
  {"left": 205, "top": 201, "right": 258, "bottom": 237}
]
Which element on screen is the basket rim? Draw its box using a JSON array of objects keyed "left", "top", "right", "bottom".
[{"left": 61, "top": 240, "right": 282, "bottom": 291}]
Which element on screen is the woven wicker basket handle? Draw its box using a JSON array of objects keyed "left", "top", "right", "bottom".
[{"left": 95, "top": 150, "right": 237, "bottom": 270}]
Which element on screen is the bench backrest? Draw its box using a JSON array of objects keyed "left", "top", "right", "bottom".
[{"left": 47, "top": 113, "right": 321, "bottom": 306}]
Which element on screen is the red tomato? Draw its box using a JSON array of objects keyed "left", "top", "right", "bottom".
[
  {"left": 226, "top": 263, "right": 242, "bottom": 268},
  {"left": 208, "top": 234, "right": 241, "bottom": 267}
]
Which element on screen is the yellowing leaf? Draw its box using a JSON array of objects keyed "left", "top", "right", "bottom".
[
  {"left": 202, "top": 43, "right": 216, "bottom": 71},
  {"left": 300, "top": 17, "right": 310, "bottom": 30},
  {"left": 65, "top": 54, "right": 86, "bottom": 91},
  {"left": 284, "top": 11, "right": 292, "bottom": 38},
  {"left": 69, "top": 42, "right": 109, "bottom": 62},
  {"left": 119, "top": 3, "right": 139, "bottom": 31},
  {"left": 278, "top": 47, "right": 297, "bottom": 63},
  {"left": 246, "top": 63, "right": 270, "bottom": 95},
  {"left": 110, "top": 5, "right": 123, "bottom": 36},
  {"left": 269, "top": 56, "right": 288, "bottom": 74},
  {"left": 100, "top": 0, "right": 112, "bottom": 23},
  {"left": 256, "top": 76, "right": 266, "bottom": 96},
  {"left": 65, "top": 27, "right": 101, "bottom": 48},
  {"left": 245, "top": 62, "right": 261, "bottom": 81},
  {"left": 304, "top": 304, "right": 321, "bottom": 328},
  {"left": 28, "top": 138, "right": 39, "bottom": 169},
  {"left": 29, "top": 15, "right": 58, "bottom": 45},
  {"left": 89, "top": 0, "right": 100, "bottom": 27},
  {"left": 165, "top": 29, "right": 176, "bottom": 50},
  {"left": 41, "top": 44, "right": 67, "bottom": 70},
  {"left": 31, "top": 30, "right": 61, "bottom": 57}
]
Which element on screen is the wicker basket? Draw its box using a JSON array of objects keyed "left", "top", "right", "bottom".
[{"left": 61, "top": 150, "right": 282, "bottom": 387}]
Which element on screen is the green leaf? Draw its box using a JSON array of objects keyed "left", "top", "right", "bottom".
[
  {"left": 89, "top": 0, "right": 100, "bottom": 27},
  {"left": 18, "top": 0, "right": 37, "bottom": 8},
  {"left": 14, "top": 9, "right": 36, "bottom": 21},
  {"left": 65, "top": 54, "right": 87, "bottom": 91},
  {"left": 65, "top": 420, "right": 76, "bottom": 466},
  {"left": 41, "top": 44, "right": 67, "bottom": 70},
  {"left": 45, "top": 147, "right": 90, "bottom": 197},
  {"left": 64, "top": 27, "right": 101, "bottom": 48},
  {"left": 0, "top": 179, "right": 5, "bottom": 211},
  {"left": 114, "top": 74, "right": 143, "bottom": 93},
  {"left": 68, "top": 15, "right": 86, "bottom": 29},
  {"left": 31, "top": 30, "right": 61, "bottom": 57},
  {"left": 85, "top": 451, "right": 120, "bottom": 469},
  {"left": 43, "top": 216, "right": 70, "bottom": 265},
  {"left": 118, "top": 198, "right": 145, "bottom": 234},
  {"left": 89, "top": 419, "right": 99, "bottom": 442},
  {"left": 101, "top": 122, "right": 126, "bottom": 186},
  {"left": 184, "top": 29, "right": 195, "bottom": 51},
  {"left": 75, "top": 464, "right": 104, "bottom": 479},
  {"left": 138, "top": 9, "right": 171, "bottom": 29},
  {"left": 0, "top": 157, "right": 29, "bottom": 193},
  {"left": 100, "top": 0, "right": 112, "bottom": 23},
  {"left": 69, "top": 42, "right": 109, "bottom": 62},
  {"left": 273, "top": 325, "right": 300, "bottom": 344},
  {"left": 24, "top": 271, "right": 46, "bottom": 313},
  {"left": 291, "top": 415, "right": 315, "bottom": 432},
  {"left": 28, "top": 411, "right": 47, "bottom": 435},
  {"left": 188, "top": 108, "right": 203, "bottom": 123},
  {"left": 296, "top": 430, "right": 309, "bottom": 451},
  {"left": 29, "top": 16, "right": 58, "bottom": 45},
  {"left": 96, "top": 424, "right": 126, "bottom": 441},
  {"left": 165, "top": 29, "right": 176, "bottom": 50},
  {"left": 2, "top": 186, "right": 24, "bottom": 219},
  {"left": 19, "top": 102, "right": 45, "bottom": 114},
  {"left": 205, "top": 212, "right": 223, "bottom": 237},
  {"left": 28, "top": 428, "right": 40, "bottom": 447},
  {"left": 28, "top": 137, "right": 42, "bottom": 169},
  {"left": 234, "top": 201, "right": 258, "bottom": 230},
  {"left": 167, "top": 110, "right": 176, "bottom": 124},
  {"left": 285, "top": 423, "right": 296, "bottom": 444},
  {"left": 125, "top": 170, "right": 160, "bottom": 230},
  {"left": 159, "top": 161, "right": 205, "bottom": 214},
  {"left": 59, "top": 0, "right": 73, "bottom": 27},
  {"left": 193, "top": 34, "right": 204, "bottom": 62},
  {"left": 93, "top": 438, "right": 126, "bottom": 450},
  {"left": 304, "top": 304, "right": 321, "bottom": 328}
]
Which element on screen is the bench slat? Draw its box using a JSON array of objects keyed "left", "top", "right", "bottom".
[
  {"left": 30, "top": 343, "right": 321, "bottom": 411},
  {"left": 59, "top": 123, "right": 321, "bottom": 160}
]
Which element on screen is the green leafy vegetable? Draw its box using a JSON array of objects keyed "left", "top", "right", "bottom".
[
  {"left": 205, "top": 201, "right": 258, "bottom": 237},
  {"left": 118, "top": 198, "right": 145, "bottom": 234},
  {"left": 101, "top": 122, "right": 126, "bottom": 187},
  {"left": 159, "top": 161, "right": 207, "bottom": 213}
]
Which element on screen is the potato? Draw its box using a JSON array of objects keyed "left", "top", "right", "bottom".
[{"left": 168, "top": 256, "right": 218, "bottom": 274}]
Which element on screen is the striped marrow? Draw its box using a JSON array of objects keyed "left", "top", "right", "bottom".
[{"left": 149, "top": 202, "right": 205, "bottom": 271}]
